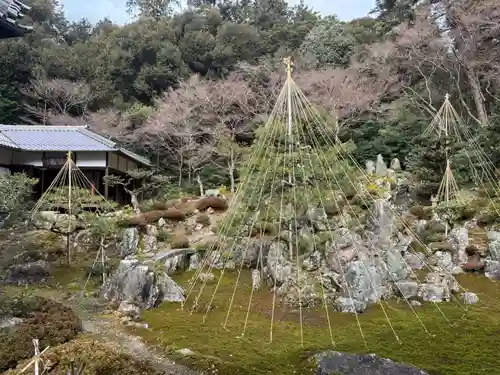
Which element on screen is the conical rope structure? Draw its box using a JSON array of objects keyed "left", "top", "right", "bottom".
[
  {"left": 420, "top": 94, "right": 500, "bottom": 229},
  {"left": 182, "top": 58, "right": 473, "bottom": 349},
  {"left": 28, "top": 151, "right": 117, "bottom": 287}
]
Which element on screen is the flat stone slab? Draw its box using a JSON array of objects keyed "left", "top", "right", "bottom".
[{"left": 314, "top": 351, "right": 430, "bottom": 375}]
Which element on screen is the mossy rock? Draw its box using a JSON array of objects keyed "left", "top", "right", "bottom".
[
  {"left": 424, "top": 232, "right": 446, "bottom": 243},
  {"left": 0, "top": 296, "right": 81, "bottom": 372},
  {"left": 424, "top": 220, "right": 447, "bottom": 234},
  {"left": 429, "top": 242, "right": 454, "bottom": 252}
]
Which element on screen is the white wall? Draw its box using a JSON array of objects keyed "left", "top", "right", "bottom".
[
  {"left": 76, "top": 151, "right": 106, "bottom": 168},
  {"left": 0, "top": 166, "right": 10, "bottom": 174}
]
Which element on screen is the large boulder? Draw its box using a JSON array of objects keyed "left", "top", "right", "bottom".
[
  {"left": 118, "top": 227, "right": 139, "bottom": 258},
  {"left": 313, "top": 351, "right": 430, "bottom": 375},
  {"left": 2, "top": 260, "right": 51, "bottom": 285},
  {"left": 101, "top": 258, "right": 184, "bottom": 309}
]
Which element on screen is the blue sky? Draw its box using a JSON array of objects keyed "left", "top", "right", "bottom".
[{"left": 60, "top": 0, "right": 375, "bottom": 24}]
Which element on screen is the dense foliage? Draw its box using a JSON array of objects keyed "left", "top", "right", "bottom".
[
  {"left": 0, "top": 295, "right": 81, "bottom": 372},
  {"left": 1, "top": 0, "right": 500, "bottom": 197}
]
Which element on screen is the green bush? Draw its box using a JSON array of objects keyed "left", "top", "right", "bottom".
[
  {"left": 0, "top": 296, "right": 81, "bottom": 372},
  {"left": 409, "top": 205, "right": 432, "bottom": 220}
]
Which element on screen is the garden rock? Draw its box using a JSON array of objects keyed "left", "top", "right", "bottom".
[
  {"left": 448, "top": 227, "right": 468, "bottom": 265},
  {"left": 2, "top": 260, "right": 51, "bottom": 285},
  {"left": 462, "top": 292, "right": 479, "bottom": 305},
  {"left": 334, "top": 297, "right": 367, "bottom": 313},
  {"left": 102, "top": 258, "right": 184, "bottom": 309},
  {"left": 117, "top": 300, "right": 140, "bottom": 321},
  {"left": 487, "top": 231, "right": 500, "bottom": 261},
  {"left": 314, "top": 351, "right": 430, "bottom": 375},
  {"left": 484, "top": 260, "right": 500, "bottom": 280},
  {"left": 119, "top": 227, "right": 139, "bottom": 258}
]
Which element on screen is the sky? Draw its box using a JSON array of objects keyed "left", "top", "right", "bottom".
[{"left": 60, "top": 0, "right": 375, "bottom": 25}]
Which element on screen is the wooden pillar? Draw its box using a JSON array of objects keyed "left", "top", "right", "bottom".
[
  {"left": 104, "top": 167, "right": 109, "bottom": 199},
  {"left": 41, "top": 168, "right": 45, "bottom": 195},
  {"left": 104, "top": 152, "right": 109, "bottom": 200}
]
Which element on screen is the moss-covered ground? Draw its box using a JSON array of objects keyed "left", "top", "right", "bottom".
[{"left": 135, "top": 270, "right": 500, "bottom": 375}]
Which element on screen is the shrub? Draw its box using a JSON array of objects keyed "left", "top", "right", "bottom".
[
  {"left": 195, "top": 214, "right": 211, "bottom": 227},
  {"left": 5, "top": 338, "right": 162, "bottom": 375},
  {"left": 0, "top": 296, "right": 81, "bottom": 372},
  {"left": 409, "top": 205, "right": 432, "bottom": 220},
  {"left": 163, "top": 207, "right": 186, "bottom": 221},
  {"left": 120, "top": 208, "right": 186, "bottom": 227},
  {"left": 195, "top": 197, "right": 228, "bottom": 212}
]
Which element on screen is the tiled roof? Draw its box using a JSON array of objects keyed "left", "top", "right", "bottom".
[
  {"left": 0, "top": 0, "right": 33, "bottom": 39},
  {"left": 0, "top": 125, "right": 151, "bottom": 166}
]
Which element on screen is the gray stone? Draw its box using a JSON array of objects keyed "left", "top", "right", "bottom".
[
  {"left": 404, "top": 252, "right": 425, "bottom": 270},
  {"left": 205, "top": 189, "right": 221, "bottom": 197},
  {"left": 417, "top": 273, "right": 459, "bottom": 302},
  {"left": 484, "top": 260, "right": 500, "bottom": 280},
  {"left": 0, "top": 316, "right": 23, "bottom": 328},
  {"left": 119, "top": 227, "right": 139, "bottom": 258},
  {"left": 447, "top": 227, "right": 468, "bottom": 265},
  {"left": 118, "top": 300, "right": 140, "bottom": 321},
  {"left": 3, "top": 260, "right": 51, "bottom": 285},
  {"left": 314, "top": 351, "right": 430, "bottom": 375},
  {"left": 251, "top": 269, "right": 262, "bottom": 291},
  {"left": 375, "top": 154, "right": 388, "bottom": 177},
  {"left": 102, "top": 258, "right": 184, "bottom": 309},
  {"left": 334, "top": 297, "right": 367, "bottom": 313},
  {"left": 487, "top": 231, "right": 500, "bottom": 261},
  {"left": 266, "top": 241, "right": 294, "bottom": 286},
  {"left": 188, "top": 253, "right": 201, "bottom": 270},
  {"left": 394, "top": 281, "right": 419, "bottom": 299},
  {"left": 390, "top": 158, "right": 401, "bottom": 171},
  {"left": 143, "top": 225, "right": 158, "bottom": 253},
  {"left": 365, "top": 160, "right": 375, "bottom": 174},
  {"left": 431, "top": 251, "right": 454, "bottom": 271},
  {"left": 461, "top": 292, "right": 479, "bottom": 305},
  {"left": 344, "top": 259, "right": 391, "bottom": 304}
]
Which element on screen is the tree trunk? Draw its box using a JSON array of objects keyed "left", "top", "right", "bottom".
[
  {"left": 196, "top": 174, "right": 204, "bottom": 196},
  {"left": 465, "top": 66, "right": 488, "bottom": 126},
  {"left": 124, "top": 188, "right": 141, "bottom": 213},
  {"left": 229, "top": 166, "right": 235, "bottom": 193},
  {"left": 229, "top": 144, "right": 236, "bottom": 193}
]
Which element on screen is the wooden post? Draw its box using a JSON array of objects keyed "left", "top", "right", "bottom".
[
  {"left": 33, "top": 339, "right": 40, "bottom": 375},
  {"left": 104, "top": 167, "right": 109, "bottom": 200},
  {"left": 40, "top": 168, "right": 45, "bottom": 195}
]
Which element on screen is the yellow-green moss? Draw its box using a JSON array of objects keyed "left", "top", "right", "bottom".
[{"left": 134, "top": 271, "right": 500, "bottom": 375}]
